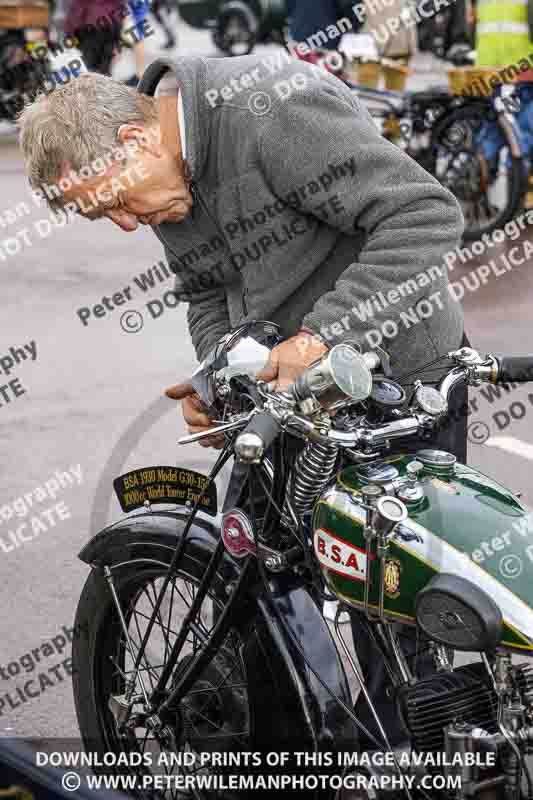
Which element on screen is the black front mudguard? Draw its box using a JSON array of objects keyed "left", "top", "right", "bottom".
[{"left": 79, "top": 511, "right": 358, "bottom": 783}]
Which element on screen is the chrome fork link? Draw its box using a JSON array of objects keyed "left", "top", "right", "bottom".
[{"left": 282, "top": 434, "right": 338, "bottom": 524}]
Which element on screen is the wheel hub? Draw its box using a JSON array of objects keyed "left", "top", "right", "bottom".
[
  {"left": 167, "top": 658, "right": 233, "bottom": 754},
  {"left": 445, "top": 151, "right": 484, "bottom": 200}
]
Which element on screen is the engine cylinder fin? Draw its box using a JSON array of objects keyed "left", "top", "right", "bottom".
[
  {"left": 399, "top": 664, "right": 498, "bottom": 754},
  {"left": 515, "top": 662, "right": 533, "bottom": 711}
]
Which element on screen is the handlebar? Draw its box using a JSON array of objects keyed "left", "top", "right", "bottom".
[
  {"left": 494, "top": 357, "right": 533, "bottom": 384},
  {"left": 178, "top": 346, "right": 533, "bottom": 457}
]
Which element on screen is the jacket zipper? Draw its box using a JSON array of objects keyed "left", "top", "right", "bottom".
[{"left": 190, "top": 180, "right": 248, "bottom": 317}]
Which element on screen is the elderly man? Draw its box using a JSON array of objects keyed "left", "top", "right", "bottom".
[
  {"left": 19, "top": 55, "right": 464, "bottom": 423},
  {"left": 19, "top": 54, "right": 465, "bottom": 747}
]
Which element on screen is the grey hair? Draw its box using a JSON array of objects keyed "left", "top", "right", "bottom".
[{"left": 18, "top": 72, "right": 158, "bottom": 202}]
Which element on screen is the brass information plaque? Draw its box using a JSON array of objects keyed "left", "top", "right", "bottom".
[{"left": 113, "top": 466, "right": 217, "bottom": 516}]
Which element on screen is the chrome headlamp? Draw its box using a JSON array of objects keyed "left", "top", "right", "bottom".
[{"left": 292, "top": 343, "right": 374, "bottom": 412}]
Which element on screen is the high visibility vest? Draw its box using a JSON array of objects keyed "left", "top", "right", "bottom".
[{"left": 476, "top": 0, "right": 532, "bottom": 67}]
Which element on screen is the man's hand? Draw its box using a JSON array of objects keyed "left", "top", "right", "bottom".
[
  {"left": 165, "top": 381, "right": 225, "bottom": 449},
  {"left": 166, "top": 331, "right": 327, "bottom": 447},
  {"left": 256, "top": 330, "right": 328, "bottom": 391}
]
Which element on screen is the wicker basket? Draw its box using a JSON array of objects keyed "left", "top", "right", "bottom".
[
  {"left": 448, "top": 66, "right": 516, "bottom": 97},
  {"left": 356, "top": 61, "right": 381, "bottom": 89},
  {"left": 0, "top": 0, "right": 48, "bottom": 29},
  {"left": 383, "top": 62, "right": 410, "bottom": 92},
  {"left": 348, "top": 59, "right": 410, "bottom": 91}
]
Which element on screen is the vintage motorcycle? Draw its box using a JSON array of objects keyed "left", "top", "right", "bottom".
[
  {"left": 0, "top": 27, "right": 49, "bottom": 122},
  {"left": 73, "top": 321, "right": 533, "bottom": 799},
  {"left": 177, "top": 0, "right": 287, "bottom": 57},
  {"left": 0, "top": 0, "right": 51, "bottom": 123}
]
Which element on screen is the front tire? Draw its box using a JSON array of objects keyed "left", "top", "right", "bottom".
[{"left": 73, "top": 531, "right": 254, "bottom": 798}]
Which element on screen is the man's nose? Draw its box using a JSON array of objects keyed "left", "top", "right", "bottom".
[{"left": 107, "top": 209, "right": 139, "bottom": 231}]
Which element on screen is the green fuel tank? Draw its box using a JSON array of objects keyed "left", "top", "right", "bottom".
[{"left": 312, "top": 451, "right": 533, "bottom": 653}]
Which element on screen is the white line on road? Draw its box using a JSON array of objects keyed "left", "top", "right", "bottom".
[{"left": 486, "top": 436, "right": 533, "bottom": 461}]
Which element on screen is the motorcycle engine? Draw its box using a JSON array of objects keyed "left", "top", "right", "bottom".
[{"left": 397, "top": 663, "right": 498, "bottom": 754}]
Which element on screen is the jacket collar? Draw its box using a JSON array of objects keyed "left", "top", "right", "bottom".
[{"left": 137, "top": 56, "right": 210, "bottom": 183}]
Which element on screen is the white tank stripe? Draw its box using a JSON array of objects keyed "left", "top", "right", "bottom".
[{"left": 324, "top": 492, "right": 533, "bottom": 645}]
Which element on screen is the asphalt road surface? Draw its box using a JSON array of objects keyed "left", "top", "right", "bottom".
[{"left": 1, "top": 17, "right": 533, "bottom": 757}]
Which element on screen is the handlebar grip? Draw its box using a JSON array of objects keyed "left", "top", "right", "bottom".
[
  {"left": 496, "top": 357, "right": 533, "bottom": 384},
  {"left": 235, "top": 411, "right": 282, "bottom": 463}
]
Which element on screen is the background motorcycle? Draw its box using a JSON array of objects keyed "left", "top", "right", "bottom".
[
  {"left": 177, "top": 0, "right": 288, "bottom": 56},
  {"left": 0, "top": 27, "right": 50, "bottom": 122},
  {"left": 73, "top": 321, "right": 533, "bottom": 799},
  {"left": 0, "top": 0, "right": 51, "bottom": 123}
]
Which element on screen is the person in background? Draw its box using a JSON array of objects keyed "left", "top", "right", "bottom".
[
  {"left": 476, "top": 0, "right": 533, "bottom": 80},
  {"left": 151, "top": 0, "right": 176, "bottom": 50},
  {"left": 476, "top": 0, "right": 533, "bottom": 206},
  {"left": 361, "top": 0, "right": 417, "bottom": 88},
  {"left": 287, "top": 0, "right": 365, "bottom": 80},
  {"left": 64, "top": 0, "right": 124, "bottom": 75},
  {"left": 446, "top": 0, "right": 474, "bottom": 57},
  {"left": 124, "top": 0, "right": 150, "bottom": 85},
  {"left": 417, "top": 0, "right": 473, "bottom": 61},
  {"left": 287, "top": 0, "right": 364, "bottom": 51}
]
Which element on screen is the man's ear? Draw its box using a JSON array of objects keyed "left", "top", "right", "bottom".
[{"left": 117, "top": 123, "right": 161, "bottom": 157}]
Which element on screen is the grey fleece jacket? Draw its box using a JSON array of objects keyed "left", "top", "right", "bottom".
[{"left": 145, "top": 54, "right": 465, "bottom": 377}]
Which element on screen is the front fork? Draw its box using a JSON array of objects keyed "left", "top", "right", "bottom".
[
  {"left": 106, "top": 536, "right": 258, "bottom": 731},
  {"left": 157, "top": 548, "right": 256, "bottom": 722}
]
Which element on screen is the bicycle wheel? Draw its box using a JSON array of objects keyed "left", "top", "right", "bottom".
[
  {"left": 428, "top": 102, "right": 527, "bottom": 242},
  {"left": 73, "top": 532, "right": 253, "bottom": 799}
]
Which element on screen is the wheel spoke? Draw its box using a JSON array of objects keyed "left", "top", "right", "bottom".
[
  {"left": 133, "top": 609, "right": 206, "bottom": 656},
  {"left": 165, "top": 578, "right": 177, "bottom": 662},
  {"left": 142, "top": 581, "right": 173, "bottom": 658},
  {"left": 128, "top": 615, "right": 159, "bottom": 690},
  {"left": 99, "top": 567, "right": 250, "bottom": 798},
  {"left": 133, "top": 609, "right": 181, "bottom": 640},
  {"left": 185, "top": 683, "right": 248, "bottom": 696}
]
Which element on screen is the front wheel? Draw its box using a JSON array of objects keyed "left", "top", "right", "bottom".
[
  {"left": 73, "top": 532, "right": 254, "bottom": 798},
  {"left": 427, "top": 102, "right": 527, "bottom": 242}
]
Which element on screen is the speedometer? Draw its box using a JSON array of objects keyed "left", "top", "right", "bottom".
[
  {"left": 328, "top": 344, "right": 373, "bottom": 401},
  {"left": 293, "top": 343, "right": 373, "bottom": 411}
]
